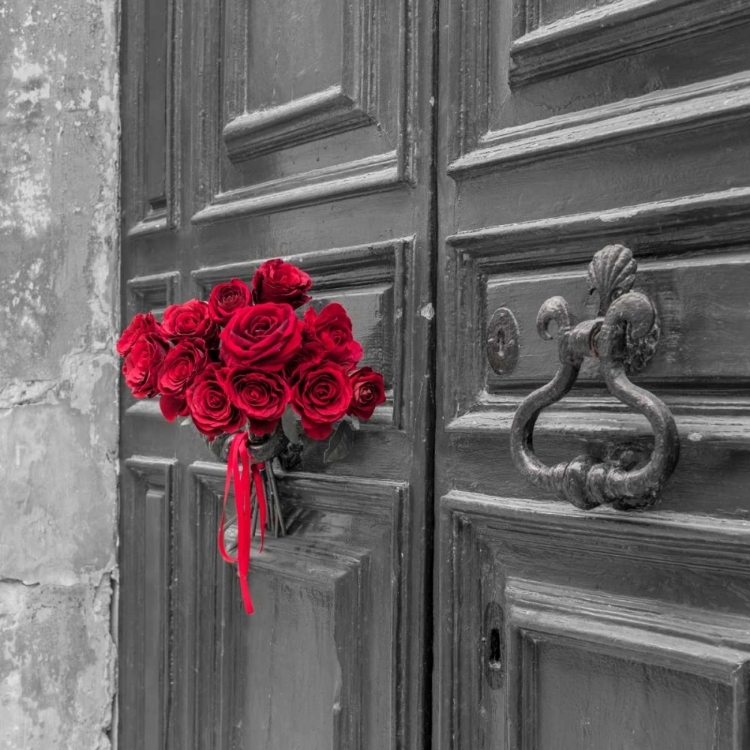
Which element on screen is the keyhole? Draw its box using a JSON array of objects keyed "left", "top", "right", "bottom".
[
  {"left": 488, "top": 627, "right": 502, "bottom": 670},
  {"left": 494, "top": 329, "right": 506, "bottom": 358},
  {"left": 486, "top": 307, "right": 520, "bottom": 375},
  {"left": 484, "top": 601, "right": 504, "bottom": 688}
]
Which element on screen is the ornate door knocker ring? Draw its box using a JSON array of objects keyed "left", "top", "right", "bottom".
[{"left": 508, "top": 244, "right": 680, "bottom": 510}]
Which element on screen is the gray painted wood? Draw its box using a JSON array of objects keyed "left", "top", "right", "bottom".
[
  {"left": 120, "top": 0, "right": 750, "bottom": 746},
  {"left": 436, "top": 0, "right": 750, "bottom": 748},
  {"left": 119, "top": 0, "right": 435, "bottom": 747}
]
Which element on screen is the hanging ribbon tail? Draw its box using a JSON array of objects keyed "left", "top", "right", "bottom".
[
  {"left": 219, "top": 432, "right": 255, "bottom": 615},
  {"left": 217, "top": 432, "right": 242, "bottom": 564},
  {"left": 236, "top": 436, "right": 254, "bottom": 615}
]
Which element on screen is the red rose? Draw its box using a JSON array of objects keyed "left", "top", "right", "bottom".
[
  {"left": 223, "top": 368, "right": 290, "bottom": 436},
  {"left": 162, "top": 300, "right": 218, "bottom": 343},
  {"left": 157, "top": 339, "right": 208, "bottom": 421},
  {"left": 116, "top": 312, "right": 163, "bottom": 356},
  {"left": 186, "top": 364, "right": 246, "bottom": 439},
  {"left": 220, "top": 303, "right": 304, "bottom": 370},
  {"left": 304, "top": 303, "right": 363, "bottom": 368},
  {"left": 158, "top": 395, "right": 189, "bottom": 422},
  {"left": 284, "top": 332, "right": 325, "bottom": 379},
  {"left": 252, "top": 258, "right": 313, "bottom": 309},
  {"left": 208, "top": 278, "right": 252, "bottom": 325},
  {"left": 290, "top": 360, "right": 353, "bottom": 440},
  {"left": 122, "top": 333, "right": 169, "bottom": 399},
  {"left": 348, "top": 367, "right": 386, "bottom": 420}
]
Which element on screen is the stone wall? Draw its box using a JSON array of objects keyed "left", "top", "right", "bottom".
[{"left": 0, "top": 0, "right": 119, "bottom": 747}]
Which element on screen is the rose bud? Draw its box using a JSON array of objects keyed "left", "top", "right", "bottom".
[
  {"left": 348, "top": 367, "right": 386, "bottom": 420},
  {"left": 223, "top": 367, "right": 290, "bottom": 436},
  {"left": 252, "top": 258, "right": 313, "bottom": 309},
  {"left": 122, "top": 333, "right": 169, "bottom": 399},
  {"left": 208, "top": 278, "right": 252, "bottom": 325},
  {"left": 290, "top": 359, "right": 353, "bottom": 440},
  {"left": 157, "top": 339, "right": 208, "bottom": 421},
  {"left": 304, "top": 303, "right": 363, "bottom": 369},
  {"left": 220, "top": 302, "right": 304, "bottom": 370},
  {"left": 185, "top": 364, "right": 246, "bottom": 439},
  {"left": 116, "top": 312, "right": 164, "bottom": 356},
  {"left": 161, "top": 299, "right": 218, "bottom": 343}
]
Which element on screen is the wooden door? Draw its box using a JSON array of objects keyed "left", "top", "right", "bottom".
[
  {"left": 435, "top": 2, "right": 750, "bottom": 749},
  {"left": 118, "top": 0, "right": 435, "bottom": 747}
]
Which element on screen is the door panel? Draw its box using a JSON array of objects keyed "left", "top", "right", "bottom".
[
  {"left": 119, "top": 0, "right": 434, "bottom": 747},
  {"left": 436, "top": 0, "right": 750, "bottom": 747},
  {"left": 119, "top": 458, "right": 177, "bottom": 750},
  {"left": 441, "top": 494, "right": 750, "bottom": 749},
  {"left": 190, "top": 0, "right": 413, "bottom": 225},
  {"left": 188, "top": 466, "right": 409, "bottom": 750}
]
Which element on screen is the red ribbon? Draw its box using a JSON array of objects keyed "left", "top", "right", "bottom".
[{"left": 218, "top": 432, "right": 268, "bottom": 614}]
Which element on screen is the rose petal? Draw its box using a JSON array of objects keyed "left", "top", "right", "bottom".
[{"left": 159, "top": 395, "right": 189, "bottom": 422}]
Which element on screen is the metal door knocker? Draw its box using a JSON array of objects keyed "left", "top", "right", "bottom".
[{"left": 507, "top": 244, "right": 679, "bottom": 510}]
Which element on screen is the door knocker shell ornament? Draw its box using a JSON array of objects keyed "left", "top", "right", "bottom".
[{"left": 507, "top": 244, "right": 680, "bottom": 510}]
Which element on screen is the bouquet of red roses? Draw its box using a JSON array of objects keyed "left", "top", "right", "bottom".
[{"left": 117, "top": 259, "right": 386, "bottom": 613}]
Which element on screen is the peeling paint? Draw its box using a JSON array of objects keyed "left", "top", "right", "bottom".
[{"left": 418, "top": 302, "right": 435, "bottom": 320}]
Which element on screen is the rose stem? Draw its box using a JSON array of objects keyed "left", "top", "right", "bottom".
[
  {"left": 251, "top": 479, "right": 259, "bottom": 539},
  {"left": 270, "top": 471, "right": 280, "bottom": 537},
  {"left": 267, "top": 463, "right": 286, "bottom": 537},
  {"left": 261, "top": 467, "right": 276, "bottom": 537}
]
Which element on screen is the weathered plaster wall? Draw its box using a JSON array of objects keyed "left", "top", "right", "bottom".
[{"left": 0, "top": 0, "right": 119, "bottom": 747}]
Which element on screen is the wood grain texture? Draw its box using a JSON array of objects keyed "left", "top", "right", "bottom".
[
  {"left": 510, "top": 0, "right": 750, "bottom": 85},
  {"left": 447, "top": 186, "right": 750, "bottom": 257},
  {"left": 124, "top": 399, "right": 165, "bottom": 419},
  {"left": 484, "top": 252, "right": 750, "bottom": 386},
  {"left": 451, "top": 72, "right": 750, "bottom": 175},
  {"left": 436, "top": 0, "right": 750, "bottom": 744},
  {"left": 120, "top": 457, "right": 178, "bottom": 750},
  {"left": 448, "top": 399, "right": 750, "bottom": 451},
  {"left": 222, "top": 87, "right": 374, "bottom": 163},
  {"left": 442, "top": 0, "right": 492, "bottom": 160},
  {"left": 445, "top": 0, "right": 750, "bottom": 169},
  {"left": 437, "top": 492, "right": 750, "bottom": 749},
  {"left": 126, "top": 270, "right": 180, "bottom": 316},
  {"left": 180, "top": 462, "right": 235, "bottom": 750},
  {"left": 186, "top": 464, "right": 410, "bottom": 750},
  {"left": 442, "top": 189, "right": 750, "bottom": 450},
  {"left": 191, "top": 153, "right": 402, "bottom": 224},
  {"left": 444, "top": 490, "right": 750, "bottom": 597},
  {"left": 191, "top": 0, "right": 415, "bottom": 222},
  {"left": 123, "top": 0, "right": 181, "bottom": 236},
  {"left": 221, "top": 0, "right": 381, "bottom": 162},
  {"left": 188, "top": 464, "right": 367, "bottom": 750}
]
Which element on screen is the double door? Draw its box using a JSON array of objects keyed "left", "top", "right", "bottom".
[{"left": 119, "top": 0, "right": 750, "bottom": 747}]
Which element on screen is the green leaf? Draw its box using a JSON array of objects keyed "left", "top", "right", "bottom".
[
  {"left": 323, "top": 420, "right": 353, "bottom": 463},
  {"left": 281, "top": 406, "right": 303, "bottom": 444},
  {"left": 180, "top": 416, "right": 193, "bottom": 427},
  {"left": 348, "top": 415, "right": 361, "bottom": 431}
]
